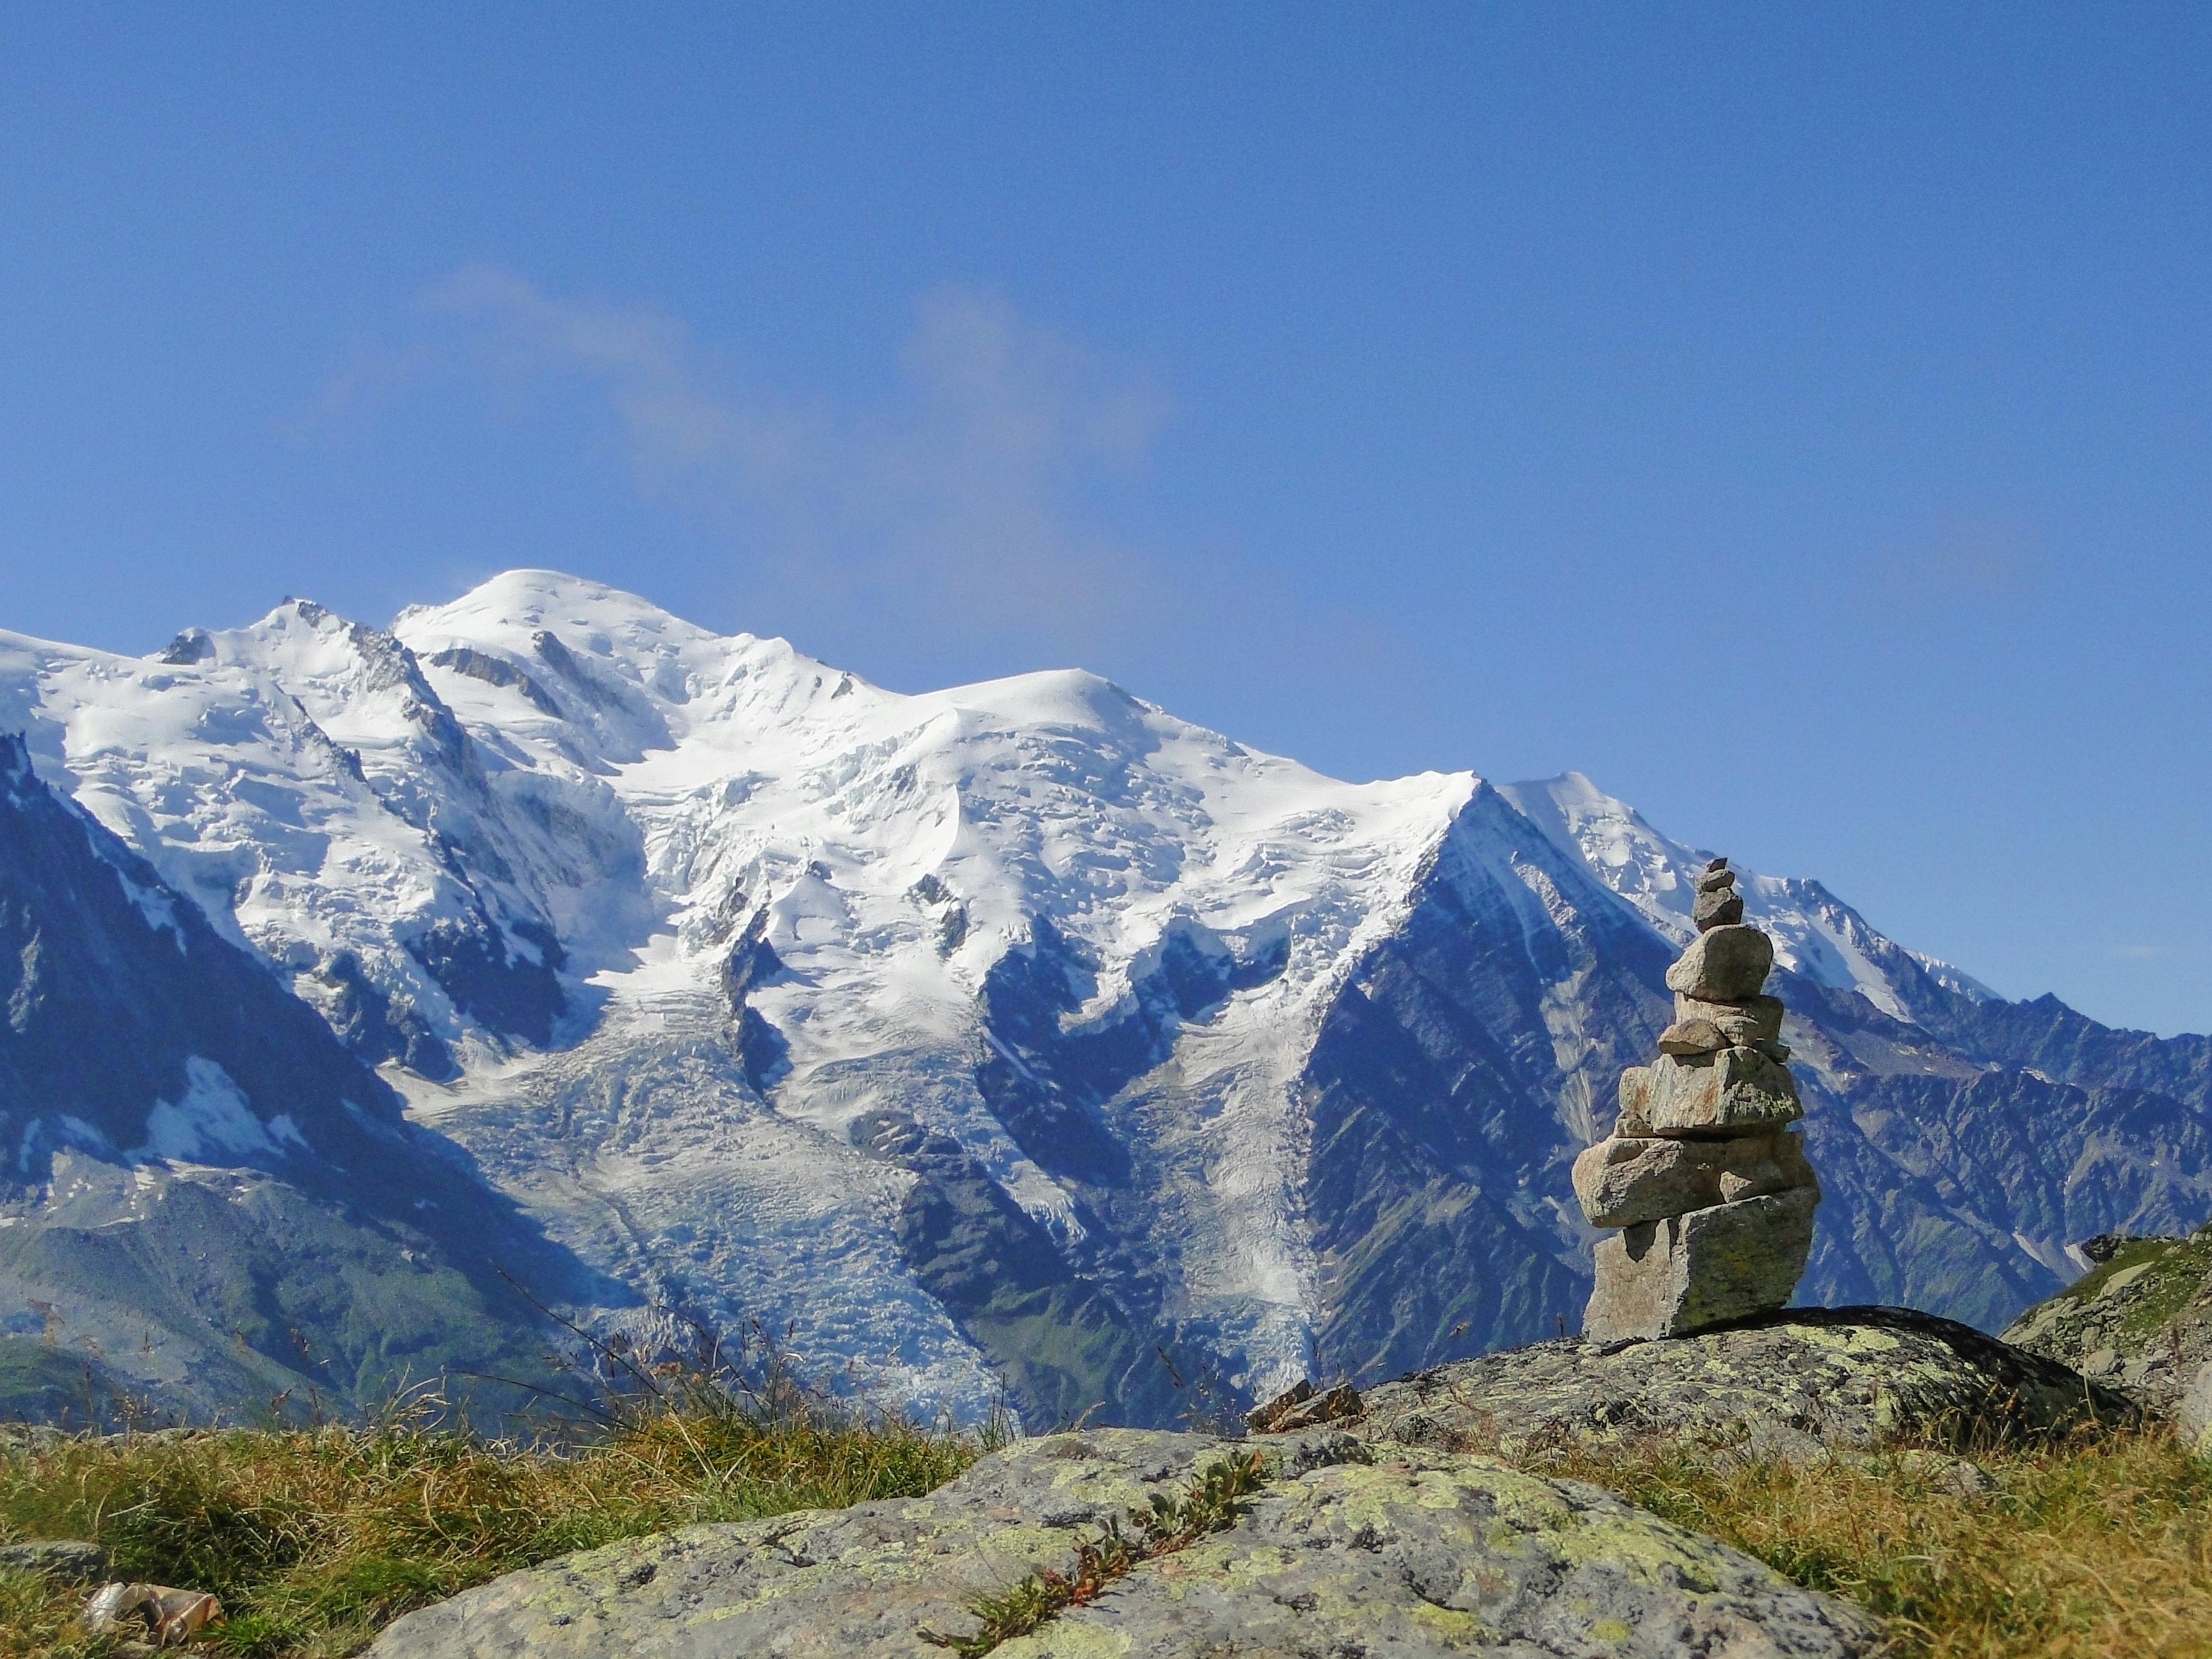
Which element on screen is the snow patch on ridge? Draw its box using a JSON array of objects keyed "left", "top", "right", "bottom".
[{"left": 138, "top": 1058, "right": 303, "bottom": 1164}]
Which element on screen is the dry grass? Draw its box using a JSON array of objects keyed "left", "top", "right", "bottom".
[
  {"left": 10, "top": 1373, "right": 2212, "bottom": 1658},
  {"left": 1499, "top": 1424, "right": 2212, "bottom": 1659},
  {"left": 0, "top": 1378, "right": 991, "bottom": 1658}
]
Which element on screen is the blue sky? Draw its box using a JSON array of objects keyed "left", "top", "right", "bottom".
[{"left": 3, "top": 5, "right": 2208, "bottom": 1034}]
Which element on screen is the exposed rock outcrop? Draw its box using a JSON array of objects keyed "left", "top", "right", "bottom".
[
  {"left": 366, "top": 1427, "right": 1875, "bottom": 1658},
  {"left": 1357, "top": 1306, "right": 2135, "bottom": 1464},
  {"left": 2003, "top": 1224, "right": 2212, "bottom": 1416}
]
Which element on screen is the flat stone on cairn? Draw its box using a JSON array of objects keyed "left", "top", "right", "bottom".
[{"left": 1573, "top": 857, "right": 1820, "bottom": 1343}]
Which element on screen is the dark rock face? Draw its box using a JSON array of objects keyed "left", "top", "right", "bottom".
[
  {"left": 1295, "top": 792, "right": 1672, "bottom": 1383},
  {"left": 856, "top": 1110, "right": 1187, "bottom": 1430},
  {"left": 973, "top": 918, "right": 1142, "bottom": 1186},
  {"left": 0, "top": 733, "right": 403, "bottom": 1174},
  {"left": 1357, "top": 1306, "right": 2135, "bottom": 1463},
  {"left": 0, "top": 735, "right": 588, "bottom": 1422},
  {"left": 309, "top": 949, "right": 458, "bottom": 1081},
  {"left": 405, "top": 913, "right": 566, "bottom": 1050},
  {"left": 156, "top": 628, "right": 213, "bottom": 666},
  {"left": 366, "top": 1427, "right": 1876, "bottom": 1659},
  {"left": 424, "top": 646, "right": 563, "bottom": 716}
]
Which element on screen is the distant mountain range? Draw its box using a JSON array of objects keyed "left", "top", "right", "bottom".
[{"left": 4, "top": 570, "right": 2208, "bottom": 1428}]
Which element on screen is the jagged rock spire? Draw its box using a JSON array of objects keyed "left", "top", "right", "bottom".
[{"left": 1573, "top": 858, "right": 1821, "bottom": 1342}]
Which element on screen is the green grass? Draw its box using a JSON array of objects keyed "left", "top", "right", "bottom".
[{"left": 0, "top": 1379, "right": 993, "bottom": 1658}]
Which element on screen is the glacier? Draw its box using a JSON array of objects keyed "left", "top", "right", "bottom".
[{"left": 4, "top": 568, "right": 2210, "bottom": 1428}]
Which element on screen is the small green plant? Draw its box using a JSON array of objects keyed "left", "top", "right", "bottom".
[{"left": 918, "top": 1447, "right": 1269, "bottom": 1656}]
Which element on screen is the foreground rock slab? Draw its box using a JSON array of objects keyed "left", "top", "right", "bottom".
[
  {"left": 1358, "top": 1307, "right": 2136, "bottom": 1463},
  {"left": 367, "top": 1427, "right": 1874, "bottom": 1658}
]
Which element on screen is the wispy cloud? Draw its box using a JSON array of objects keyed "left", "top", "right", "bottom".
[
  {"left": 296, "top": 268, "right": 1441, "bottom": 763},
  {"left": 400, "top": 266, "right": 1175, "bottom": 646}
]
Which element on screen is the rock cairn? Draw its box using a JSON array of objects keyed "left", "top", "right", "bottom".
[{"left": 1573, "top": 858, "right": 1821, "bottom": 1343}]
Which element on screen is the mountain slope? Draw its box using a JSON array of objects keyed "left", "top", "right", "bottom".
[
  {"left": 3, "top": 570, "right": 2207, "bottom": 1427},
  {"left": 0, "top": 732, "right": 599, "bottom": 1420}
]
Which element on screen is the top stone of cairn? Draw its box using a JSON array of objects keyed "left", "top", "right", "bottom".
[{"left": 1690, "top": 856, "right": 1745, "bottom": 930}]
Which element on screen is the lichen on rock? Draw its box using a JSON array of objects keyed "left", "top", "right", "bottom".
[
  {"left": 365, "top": 1425, "right": 1875, "bottom": 1658},
  {"left": 1356, "top": 1306, "right": 2136, "bottom": 1465}
]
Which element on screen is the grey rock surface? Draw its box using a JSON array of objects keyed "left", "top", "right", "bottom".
[
  {"left": 1616, "top": 1064, "right": 1656, "bottom": 1135},
  {"left": 1585, "top": 1190, "right": 1818, "bottom": 1342},
  {"left": 1657, "top": 1016, "right": 1729, "bottom": 1056},
  {"left": 1644, "top": 1048, "right": 1802, "bottom": 1137},
  {"left": 366, "top": 1427, "right": 1875, "bottom": 1658},
  {"left": 1673, "top": 993, "right": 1784, "bottom": 1045},
  {"left": 1573, "top": 1132, "right": 1815, "bottom": 1229},
  {"left": 1693, "top": 888, "right": 1747, "bottom": 931},
  {"left": 2177, "top": 1358, "right": 2212, "bottom": 1454},
  {"left": 0, "top": 1538, "right": 108, "bottom": 1583},
  {"left": 1693, "top": 866, "right": 1738, "bottom": 895},
  {"left": 1663, "top": 925, "right": 1775, "bottom": 1001},
  {"left": 1359, "top": 1306, "right": 2136, "bottom": 1463}
]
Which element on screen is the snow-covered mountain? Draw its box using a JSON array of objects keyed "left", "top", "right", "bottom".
[{"left": 6, "top": 570, "right": 2210, "bottom": 1426}]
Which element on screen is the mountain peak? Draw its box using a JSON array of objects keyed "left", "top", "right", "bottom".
[{"left": 401, "top": 568, "right": 725, "bottom": 653}]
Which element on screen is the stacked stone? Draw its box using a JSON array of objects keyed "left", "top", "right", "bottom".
[{"left": 1573, "top": 858, "right": 1822, "bottom": 1343}]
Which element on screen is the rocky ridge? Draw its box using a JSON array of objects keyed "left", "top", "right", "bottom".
[{"left": 2002, "top": 1226, "right": 2212, "bottom": 1416}]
